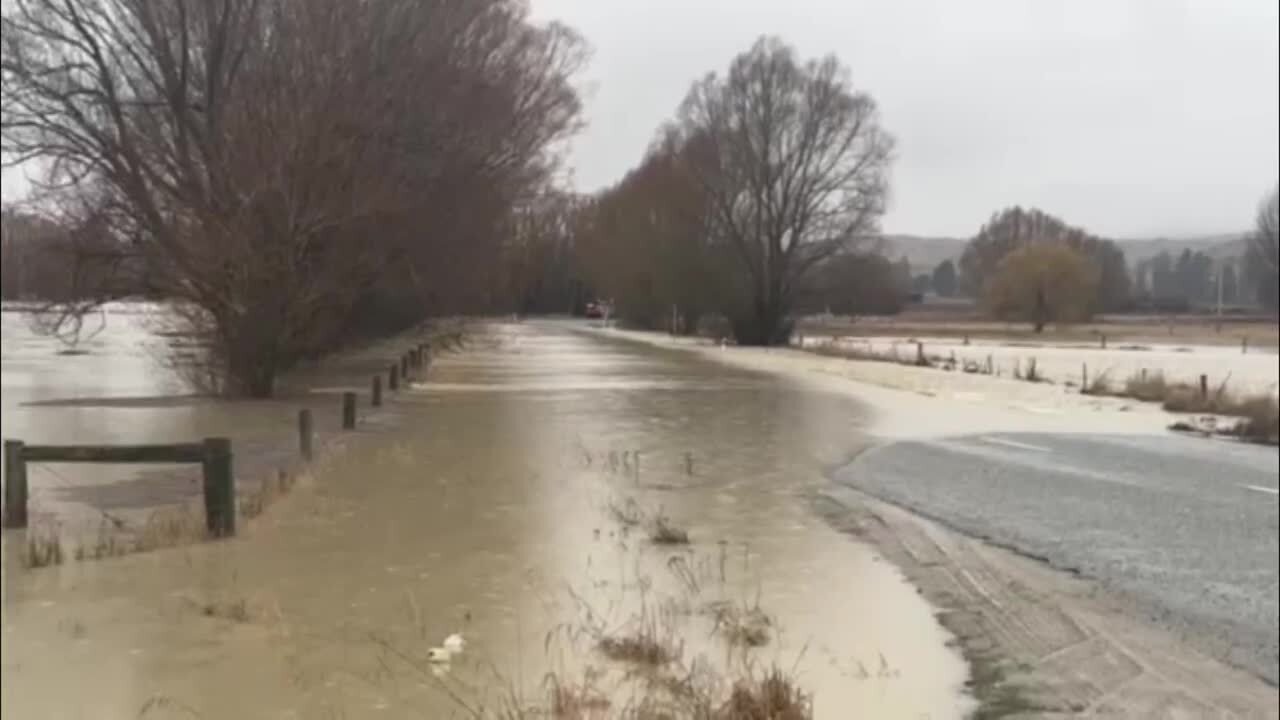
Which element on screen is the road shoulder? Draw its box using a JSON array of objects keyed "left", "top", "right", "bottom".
[{"left": 815, "top": 485, "right": 1278, "bottom": 718}]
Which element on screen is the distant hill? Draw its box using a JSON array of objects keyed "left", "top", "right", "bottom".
[
  {"left": 1114, "top": 233, "right": 1249, "bottom": 264},
  {"left": 881, "top": 232, "right": 1251, "bottom": 275}
]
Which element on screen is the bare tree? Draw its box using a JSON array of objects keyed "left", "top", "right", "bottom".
[
  {"left": 3, "top": 0, "right": 583, "bottom": 395},
  {"left": 674, "top": 36, "right": 894, "bottom": 345},
  {"left": 1247, "top": 185, "right": 1279, "bottom": 312}
]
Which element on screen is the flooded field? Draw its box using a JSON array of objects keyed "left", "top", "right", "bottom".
[
  {"left": 802, "top": 333, "right": 1280, "bottom": 396},
  {"left": 2, "top": 318, "right": 972, "bottom": 718},
  {"left": 1, "top": 306, "right": 432, "bottom": 535}
]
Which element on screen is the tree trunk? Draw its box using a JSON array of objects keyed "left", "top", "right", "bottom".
[
  {"left": 1032, "top": 285, "right": 1049, "bottom": 334},
  {"left": 219, "top": 313, "right": 282, "bottom": 398},
  {"left": 731, "top": 298, "right": 793, "bottom": 346}
]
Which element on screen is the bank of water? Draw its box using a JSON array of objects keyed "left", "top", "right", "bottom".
[{"left": 2, "top": 320, "right": 973, "bottom": 718}]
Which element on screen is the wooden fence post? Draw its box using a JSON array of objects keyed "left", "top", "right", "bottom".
[
  {"left": 1100, "top": 334, "right": 1107, "bottom": 349},
  {"left": 1199, "top": 374, "right": 1208, "bottom": 400},
  {"left": 915, "top": 341, "right": 926, "bottom": 366},
  {"left": 201, "top": 437, "right": 234, "bottom": 538},
  {"left": 298, "top": 409, "right": 313, "bottom": 461},
  {"left": 3, "top": 440, "right": 28, "bottom": 528},
  {"left": 389, "top": 364, "right": 399, "bottom": 391},
  {"left": 400, "top": 353, "right": 409, "bottom": 379},
  {"left": 1242, "top": 336, "right": 1248, "bottom": 355},
  {"left": 342, "top": 392, "right": 357, "bottom": 430},
  {"left": 372, "top": 375, "right": 382, "bottom": 407},
  {"left": 1081, "top": 363, "right": 1088, "bottom": 392}
]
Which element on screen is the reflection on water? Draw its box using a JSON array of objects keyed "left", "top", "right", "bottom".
[{"left": 2, "top": 319, "right": 972, "bottom": 718}]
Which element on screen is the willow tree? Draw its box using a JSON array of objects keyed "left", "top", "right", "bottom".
[
  {"left": 960, "top": 207, "right": 1129, "bottom": 312},
  {"left": 983, "top": 243, "right": 1100, "bottom": 332},
  {"left": 675, "top": 36, "right": 894, "bottom": 345}
]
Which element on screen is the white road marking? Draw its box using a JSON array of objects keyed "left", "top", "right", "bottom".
[
  {"left": 978, "top": 436, "right": 1052, "bottom": 453},
  {"left": 1242, "top": 485, "right": 1279, "bottom": 496}
]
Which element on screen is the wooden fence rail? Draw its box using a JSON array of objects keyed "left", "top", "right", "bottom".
[
  {"left": 2, "top": 338, "right": 437, "bottom": 546},
  {"left": 3, "top": 437, "right": 235, "bottom": 536}
]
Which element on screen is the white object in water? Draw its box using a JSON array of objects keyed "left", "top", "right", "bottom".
[{"left": 427, "top": 633, "right": 465, "bottom": 663}]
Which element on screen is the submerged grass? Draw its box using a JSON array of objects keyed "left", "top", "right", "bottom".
[
  {"left": 364, "top": 468, "right": 814, "bottom": 719},
  {"left": 1099, "top": 370, "right": 1280, "bottom": 445},
  {"left": 718, "top": 666, "right": 811, "bottom": 720},
  {"left": 705, "top": 601, "right": 773, "bottom": 649},
  {"left": 24, "top": 530, "right": 65, "bottom": 568},
  {"left": 649, "top": 512, "right": 691, "bottom": 546}
]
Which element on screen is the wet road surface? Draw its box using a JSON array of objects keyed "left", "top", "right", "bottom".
[
  {"left": 3, "top": 320, "right": 972, "bottom": 718},
  {"left": 836, "top": 431, "right": 1280, "bottom": 683}
]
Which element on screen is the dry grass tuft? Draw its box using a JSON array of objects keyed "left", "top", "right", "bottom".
[
  {"left": 1226, "top": 403, "right": 1280, "bottom": 445},
  {"left": 546, "top": 672, "right": 612, "bottom": 719},
  {"left": 135, "top": 505, "right": 207, "bottom": 552},
  {"left": 74, "top": 523, "right": 131, "bottom": 561},
  {"left": 650, "top": 512, "right": 690, "bottom": 546},
  {"left": 24, "top": 531, "right": 65, "bottom": 568},
  {"left": 597, "top": 629, "right": 676, "bottom": 667},
  {"left": 1082, "top": 368, "right": 1114, "bottom": 396},
  {"left": 199, "top": 597, "right": 251, "bottom": 623},
  {"left": 705, "top": 601, "right": 773, "bottom": 648},
  {"left": 608, "top": 497, "right": 645, "bottom": 528},
  {"left": 241, "top": 469, "right": 300, "bottom": 520},
  {"left": 1122, "top": 371, "right": 1170, "bottom": 402},
  {"left": 716, "top": 666, "right": 811, "bottom": 720}
]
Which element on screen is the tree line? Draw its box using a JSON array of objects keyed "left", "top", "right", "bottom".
[
  {"left": 538, "top": 34, "right": 1279, "bottom": 337},
  {"left": 5, "top": 16, "right": 1276, "bottom": 385},
  {"left": 2, "top": 0, "right": 584, "bottom": 396}
]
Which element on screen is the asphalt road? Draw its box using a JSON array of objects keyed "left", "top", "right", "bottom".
[{"left": 833, "top": 432, "right": 1280, "bottom": 684}]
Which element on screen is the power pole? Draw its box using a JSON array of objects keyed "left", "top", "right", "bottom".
[{"left": 1216, "top": 260, "right": 1224, "bottom": 318}]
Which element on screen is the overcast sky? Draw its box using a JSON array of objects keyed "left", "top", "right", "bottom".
[{"left": 531, "top": 0, "right": 1279, "bottom": 239}]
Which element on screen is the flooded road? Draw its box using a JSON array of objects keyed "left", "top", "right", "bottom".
[{"left": 2, "top": 320, "right": 972, "bottom": 718}]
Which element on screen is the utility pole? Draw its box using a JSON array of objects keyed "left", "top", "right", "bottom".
[{"left": 1216, "top": 260, "right": 1224, "bottom": 318}]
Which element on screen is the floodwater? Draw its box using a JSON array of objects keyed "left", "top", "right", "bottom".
[
  {"left": 1, "top": 306, "right": 419, "bottom": 533},
  {"left": 805, "top": 333, "right": 1280, "bottom": 396},
  {"left": 2, "top": 317, "right": 973, "bottom": 718}
]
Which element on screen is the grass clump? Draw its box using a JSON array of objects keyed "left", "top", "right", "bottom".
[
  {"left": 650, "top": 512, "right": 690, "bottom": 546},
  {"left": 716, "top": 666, "right": 811, "bottom": 720},
  {"left": 24, "top": 531, "right": 65, "bottom": 568},
  {"left": 198, "top": 597, "right": 251, "bottom": 623},
  {"left": 596, "top": 614, "right": 678, "bottom": 667},
  {"left": 1226, "top": 403, "right": 1280, "bottom": 445},
  {"left": 1082, "top": 369, "right": 1114, "bottom": 395},
  {"left": 135, "top": 505, "right": 206, "bottom": 552},
  {"left": 1122, "top": 371, "right": 1169, "bottom": 402},
  {"left": 74, "top": 524, "right": 130, "bottom": 561},
  {"left": 547, "top": 673, "right": 612, "bottom": 718},
  {"left": 706, "top": 601, "right": 773, "bottom": 648},
  {"left": 608, "top": 497, "right": 645, "bottom": 528},
  {"left": 241, "top": 469, "right": 300, "bottom": 520}
]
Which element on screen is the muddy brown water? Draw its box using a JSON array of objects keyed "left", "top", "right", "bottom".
[{"left": 2, "top": 316, "right": 972, "bottom": 718}]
